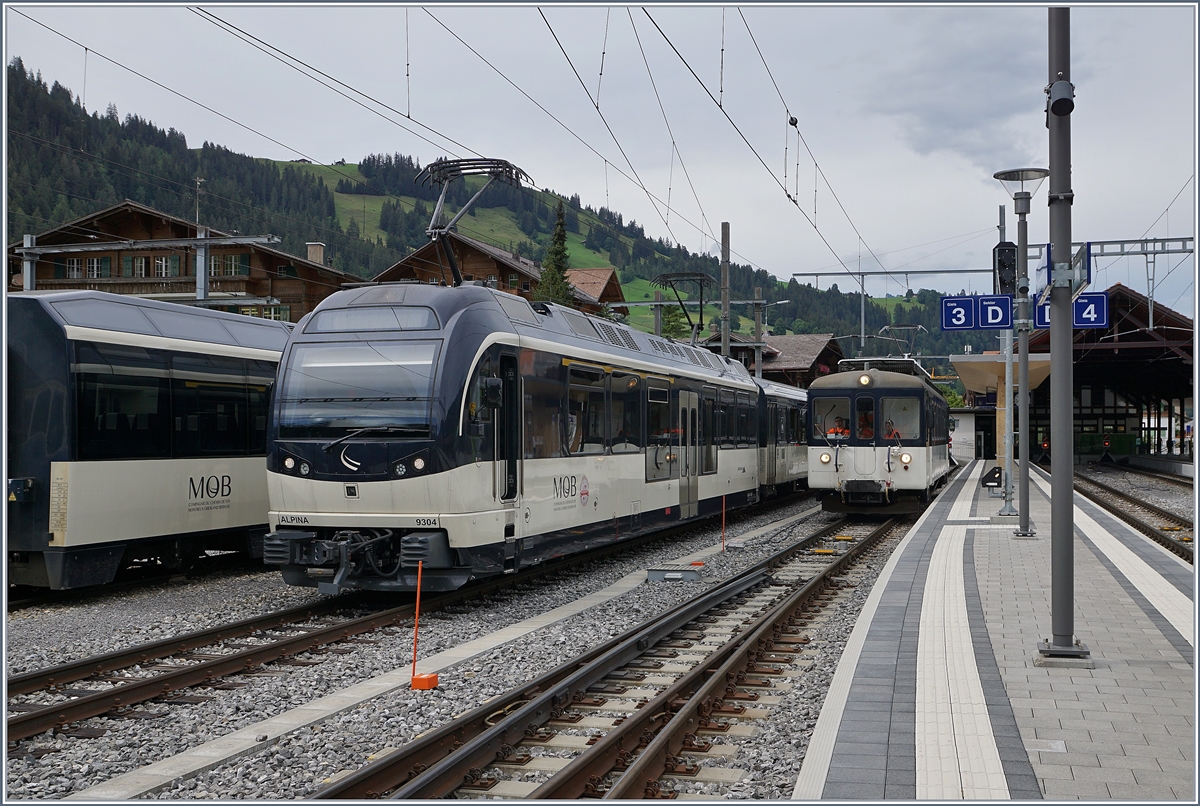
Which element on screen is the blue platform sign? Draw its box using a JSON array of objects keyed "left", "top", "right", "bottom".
[
  {"left": 941, "top": 296, "right": 975, "bottom": 330},
  {"left": 1033, "top": 293, "right": 1108, "bottom": 329},
  {"left": 1072, "top": 292, "right": 1108, "bottom": 328},
  {"left": 1034, "top": 301, "right": 1051, "bottom": 329},
  {"left": 977, "top": 295, "right": 1014, "bottom": 329}
]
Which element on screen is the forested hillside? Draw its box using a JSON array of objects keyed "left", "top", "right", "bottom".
[{"left": 7, "top": 56, "right": 993, "bottom": 368}]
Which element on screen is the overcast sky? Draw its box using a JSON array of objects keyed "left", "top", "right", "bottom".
[{"left": 5, "top": 3, "right": 1196, "bottom": 317}]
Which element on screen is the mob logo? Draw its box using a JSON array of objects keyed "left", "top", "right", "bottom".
[
  {"left": 553, "top": 475, "right": 578, "bottom": 499},
  {"left": 190, "top": 475, "right": 232, "bottom": 500}
]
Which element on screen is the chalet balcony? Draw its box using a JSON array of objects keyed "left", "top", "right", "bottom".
[{"left": 36, "top": 277, "right": 252, "bottom": 296}]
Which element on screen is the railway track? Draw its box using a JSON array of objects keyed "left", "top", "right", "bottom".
[
  {"left": 1098, "top": 462, "right": 1194, "bottom": 490},
  {"left": 1070, "top": 471, "right": 1194, "bottom": 562},
  {"left": 314, "top": 516, "right": 903, "bottom": 799},
  {"left": 6, "top": 494, "right": 818, "bottom": 746}
]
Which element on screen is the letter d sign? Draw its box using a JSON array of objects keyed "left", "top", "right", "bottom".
[{"left": 987, "top": 305, "right": 1003, "bottom": 324}]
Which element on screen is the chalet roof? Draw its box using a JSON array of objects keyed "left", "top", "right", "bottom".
[
  {"left": 758, "top": 333, "right": 839, "bottom": 371},
  {"left": 565, "top": 268, "right": 626, "bottom": 306},
  {"left": 698, "top": 331, "right": 782, "bottom": 357},
  {"left": 1028, "top": 282, "right": 1193, "bottom": 352},
  {"left": 7, "top": 199, "right": 359, "bottom": 282},
  {"left": 8, "top": 199, "right": 230, "bottom": 249}
]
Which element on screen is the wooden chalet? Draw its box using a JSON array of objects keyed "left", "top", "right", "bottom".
[{"left": 7, "top": 200, "right": 358, "bottom": 322}]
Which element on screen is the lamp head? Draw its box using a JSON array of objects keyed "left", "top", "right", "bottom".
[{"left": 993, "top": 168, "right": 1050, "bottom": 201}]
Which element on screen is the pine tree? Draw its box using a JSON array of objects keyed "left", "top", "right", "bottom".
[
  {"left": 534, "top": 200, "right": 575, "bottom": 307},
  {"left": 660, "top": 304, "right": 690, "bottom": 339}
]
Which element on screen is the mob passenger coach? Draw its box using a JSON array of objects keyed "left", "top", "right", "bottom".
[
  {"left": 7, "top": 291, "right": 292, "bottom": 589},
  {"left": 263, "top": 282, "right": 809, "bottom": 594}
]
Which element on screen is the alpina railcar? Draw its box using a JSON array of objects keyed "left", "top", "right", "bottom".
[
  {"left": 807, "top": 358, "right": 950, "bottom": 513},
  {"left": 6, "top": 291, "right": 291, "bottom": 589},
  {"left": 262, "top": 282, "right": 808, "bottom": 594}
]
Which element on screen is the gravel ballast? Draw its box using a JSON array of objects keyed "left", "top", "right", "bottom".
[
  {"left": 1076, "top": 463, "right": 1195, "bottom": 522},
  {"left": 5, "top": 495, "right": 897, "bottom": 800}
]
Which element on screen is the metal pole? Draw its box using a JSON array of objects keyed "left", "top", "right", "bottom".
[
  {"left": 1043, "top": 6, "right": 1085, "bottom": 657},
  {"left": 859, "top": 274, "right": 865, "bottom": 356},
  {"left": 22, "top": 234, "right": 36, "bottom": 290},
  {"left": 195, "top": 226, "right": 209, "bottom": 301},
  {"left": 1016, "top": 192, "right": 1034, "bottom": 535},
  {"left": 1000, "top": 328, "right": 1017, "bottom": 515},
  {"left": 654, "top": 290, "right": 662, "bottom": 337},
  {"left": 753, "top": 287, "right": 763, "bottom": 379},
  {"left": 721, "top": 222, "right": 730, "bottom": 357}
]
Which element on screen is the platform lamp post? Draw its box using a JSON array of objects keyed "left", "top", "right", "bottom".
[{"left": 994, "top": 168, "right": 1050, "bottom": 537}]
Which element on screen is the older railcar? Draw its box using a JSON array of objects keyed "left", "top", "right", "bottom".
[{"left": 807, "top": 359, "right": 950, "bottom": 513}]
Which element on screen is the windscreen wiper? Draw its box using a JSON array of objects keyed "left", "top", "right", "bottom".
[{"left": 321, "top": 425, "right": 402, "bottom": 453}]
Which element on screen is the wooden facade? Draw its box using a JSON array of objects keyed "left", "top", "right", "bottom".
[{"left": 7, "top": 200, "right": 358, "bottom": 322}]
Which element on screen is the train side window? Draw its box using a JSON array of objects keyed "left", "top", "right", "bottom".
[
  {"left": 700, "top": 390, "right": 717, "bottom": 473},
  {"left": 521, "top": 352, "right": 563, "bottom": 459},
  {"left": 812, "top": 397, "right": 850, "bottom": 441},
  {"left": 171, "top": 354, "right": 251, "bottom": 457},
  {"left": 610, "top": 372, "right": 642, "bottom": 453},
  {"left": 718, "top": 389, "right": 736, "bottom": 449},
  {"left": 567, "top": 366, "right": 606, "bottom": 455},
  {"left": 855, "top": 397, "right": 876, "bottom": 441},
  {"left": 646, "top": 382, "right": 675, "bottom": 481},
  {"left": 736, "top": 392, "right": 751, "bottom": 448},
  {"left": 881, "top": 397, "right": 920, "bottom": 442},
  {"left": 73, "top": 342, "right": 170, "bottom": 460},
  {"left": 246, "top": 359, "right": 277, "bottom": 454}
]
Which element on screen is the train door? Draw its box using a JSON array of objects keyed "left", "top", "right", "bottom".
[
  {"left": 496, "top": 354, "right": 520, "bottom": 563},
  {"left": 854, "top": 396, "right": 876, "bottom": 474},
  {"left": 766, "top": 401, "right": 778, "bottom": 485},
  {"left": 679, "top": 390, "right": 699, "bottom": 518}
]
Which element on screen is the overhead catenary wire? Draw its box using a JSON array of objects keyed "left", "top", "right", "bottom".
[
  {"left": 539, "top": 8, "right": 675, "bottom": 242},
  {"left": 627, "top": 9, "right": 717, "bottom": 251},
  {"left": 737, "top": 9, "right": 894, "bottom": 286}
]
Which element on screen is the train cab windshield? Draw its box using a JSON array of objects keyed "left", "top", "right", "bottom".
[
  {"left": 811, "top": 397, "right": 851, "bottom": 441},
  {"left": 278, "top": 340, "right": 441, "bottom": 438}
]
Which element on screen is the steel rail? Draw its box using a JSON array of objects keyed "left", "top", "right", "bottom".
[
  {"left": 6, "top": 596, "right": 361, "bottom": 696},
  {"left": 1102, "top": 463, "right": 1195, "bottom": 490},
  {"left": 336, "top": 517, "right": 847, "bottom": 800},
  {"left": 579, "top": 518, "right": 897, "bottom": 799},
  {"left": 1070, "top": 472, "right": 1193, "bottom": 563},
  {"left": 8, "top": 499, "right": 813, "bottom": 744}
]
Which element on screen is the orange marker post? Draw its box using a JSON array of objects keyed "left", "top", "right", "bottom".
[{"left": 410, "top": 560, "right": 439, "bottom": 690}]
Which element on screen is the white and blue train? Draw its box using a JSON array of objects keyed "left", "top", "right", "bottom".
[
  {"left": 262, "top": 283, "right": 808, "bottom": 593},
  {"left": 7, "top": 291, "right": 292, "bottom": 589},
  {"left": 807, "top": 358, "right": 951, "bottom": 513}
]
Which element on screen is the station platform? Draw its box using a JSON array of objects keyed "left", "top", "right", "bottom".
[{"left": 793, "top": 460, "right": 1194, "bottom": 800}]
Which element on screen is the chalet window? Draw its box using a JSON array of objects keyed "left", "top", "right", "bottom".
[
  {"left": 86, "top": 257, "right": 102, "bottom": 279},
  {"left": 66, "top": 258, "right": 83, "bottom": 279},
  {"left": 154, "top": 256, "right": 170, "bottom": 278},
  {"left": 509, "top": 274, "right": 519, "bottom": 288},
  {"left": 427, "top": 277, "right": 439, "bottom": 285},
  {"left": 224, "top": 255, "right": 239, "bottom": 276},
  {"left": 488, "top": 274, "right": 498, "bottom": 285},
  {"left": 239, "top": 307, "right": 261, "bottom": 317},
  {"left": 210, "top": 255, "right": 222, "bottom": 277},
  {"left": 133, "top": 256, "right": 147, "bottom": 278},
  {"left": 262, "top": 306, "right": 290, "bottom": 322}
]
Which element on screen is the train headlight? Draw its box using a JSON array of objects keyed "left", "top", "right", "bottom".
[
  {"left": 820, "top": 452, "right": 832, "bottom": 464},
  {"left": 299, "top": 462, "right": 311, "bottom": 476},
  {"left": 283, "top": 456, "right": 296, "bottom": 471},
  {"left": 393, "top": 461, "right": 407, "bottom": 478},
  {"left": 411, "top": 456, "right": 426, "bottom": 472},
  {"left": 900, "top": 452, "right": 912, "bottom": 464},
  {"left": 857, "top": 373, "right": 872, "bottom": 387}
]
